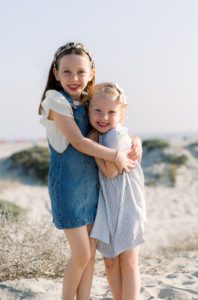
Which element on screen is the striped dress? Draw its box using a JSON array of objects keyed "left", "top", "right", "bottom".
[{"left": 90, "top": 124, "right": 147, "bottom": 258}]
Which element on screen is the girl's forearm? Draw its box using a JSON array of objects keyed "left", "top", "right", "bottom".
[
  {"left": 52, "top": 111, "right": 131, "bottom": 172},
  {"left": 72, "top": 136, "right": 117, "bottom": 162},
  {"left": 95, "top": 157, "right": 118, "bottom": 178},
  {"left": 95, "top": 158, "right": 107, "bottom": 175},
  {"left": 51, "top": 111, "right": 117, "bottom": 162}
]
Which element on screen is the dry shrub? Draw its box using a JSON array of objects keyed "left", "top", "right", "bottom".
[
  {"left": 0, "top": 218, "right": 70, "bottom": 281},
  {"left": 0, "top": 198, "right": 27, "bottom": 221},
  {"left": 142, "top": 139, "right": 169, "bottom": 152},
  {"left": 9, "top": 146, "right": 49, "bottom": 183},
  {"left": 168, "top": 235, "right": 198, "bottom": 252},
  {"left": 167, "top": 164, "right": 177, "bottom": 186},
  {"left": 157, "top": 234, "right": 198, "bottom": 258}
]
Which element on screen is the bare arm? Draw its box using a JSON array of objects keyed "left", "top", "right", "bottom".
[
  {"left": 88, "top": 130, "right": 119, "bottom": 178},
  {"left": 51, "top": 111, "right": 133, "bottom": 172},
  {"left": 95, "top": 156, "right": 137, "bottom": 178},
  {"left": 88, "top": 129, "right": 136, "bottom": 178},
  {"left": 130, "top": 135, "right": 143, "bottom": 162},
  {"left": 95, "top": 158, "right": 119, "bottom": 178}
]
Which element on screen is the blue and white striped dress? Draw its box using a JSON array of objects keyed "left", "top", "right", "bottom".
[{"left": 90, "top": 124, "right": 147, "bottom": 258}]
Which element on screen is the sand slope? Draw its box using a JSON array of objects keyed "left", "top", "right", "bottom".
[{"left": 0, "top": 140, "right": 198, "bottom": 299}]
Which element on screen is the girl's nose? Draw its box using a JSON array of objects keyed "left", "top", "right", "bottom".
[
  {"left": 102, "top": 113, "right": 108, "bottom": 120},
  {"left": 72, "top": 74, "right": 78, "bottom": 81}
]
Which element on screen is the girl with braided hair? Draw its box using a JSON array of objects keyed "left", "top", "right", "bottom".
[{"left": 39, "top": 42, "right": 141, "bottom": 300}]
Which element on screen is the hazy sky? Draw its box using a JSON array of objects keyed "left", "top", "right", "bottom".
[{"left": 0, "top": 0, "right": 197, "bottom": 140}]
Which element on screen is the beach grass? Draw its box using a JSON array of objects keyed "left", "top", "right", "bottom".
[
  {"left": 142, "top": 139, "right": 169, "bottom": 152},
  {"left": 0, "top": 218, "right": 69, "bottom": 281},
  {"left": 9, "top": 146, "right": 49, "bottom": 183},
  {"left": 0, "top": 198, "right": 27, "bottom": 221}
]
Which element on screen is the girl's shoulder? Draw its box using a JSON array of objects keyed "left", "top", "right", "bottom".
[
  {"left": 41, "top": 89, "right": 73, "bottom": 117},
  {"left": 100, "top": 124, "right": 131, "bottom": 149},
  {"left": 45, "top": 89, "right": 71, "bottom": 104},
  {"left": 104, "top": 124, "right": 128, "bottom": 139}
]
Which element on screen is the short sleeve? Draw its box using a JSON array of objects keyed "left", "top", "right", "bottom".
[
  {"left": 41, "top": 90, "right": 73, "bottom": 117},
  {"left": 39, "top": 90, "right": 72, "bottom": 153},
  {"left": 100, "top": 126, "right": 131, "bottom": 150}
]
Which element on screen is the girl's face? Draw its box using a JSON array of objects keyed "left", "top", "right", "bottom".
[
  {"left": 89, "top": 93, "right": 121, "bottom": 134},
  {"left": 54, "top": 54, "right": 94, "bottom": 100}
]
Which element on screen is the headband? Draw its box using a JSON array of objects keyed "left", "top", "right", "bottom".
[{"left": 53, "top": 42, "right": 94, "bottom": 67}]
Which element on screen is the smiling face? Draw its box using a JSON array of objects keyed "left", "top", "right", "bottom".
[
  {"left": 53, "top": 54, "right": 94, "bottom": 100},
  {"left": 89, "top": 92, "right": 121, "bottom": 134}
]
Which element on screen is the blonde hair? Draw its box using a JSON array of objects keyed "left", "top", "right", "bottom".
[{"left": 88, "top": 82, "right": 128, "bottom": 124}]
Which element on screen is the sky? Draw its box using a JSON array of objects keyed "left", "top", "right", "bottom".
[{"left": 0, "top": 0, "right": 197, "bottom": 140}]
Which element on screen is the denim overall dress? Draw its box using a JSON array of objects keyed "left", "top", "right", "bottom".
[{"left": 48, "top": 91, "right": 99, "bottom": 229}]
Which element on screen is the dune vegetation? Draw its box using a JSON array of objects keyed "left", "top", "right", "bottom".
[
  {"left": 0, "top": 198, "right": 27, "bottom": 222},
  {"left": 0, "top": 218, "right": 69, "bottom": 281},
  {"left": 7, "top": 140, "right": 189, "bottom": 187},
  {"left": 9, "top": 146, "right": 49, "bottom": 183},
  {"left": 142, "top": 139, "right": 188, "bottom": 186}
]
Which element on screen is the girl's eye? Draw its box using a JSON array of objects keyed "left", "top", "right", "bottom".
[
  {"left": 94, "top": 109, "right": 101, "bottom": 113},
  {"left": 78, "top": 70, "right": 86, "bottom": 74},
  {"left": 63, "top": 70, "right": 70, "bottom": 74},
  {"left": 109, "top": 111, "right": 116, "bottom": 114}
]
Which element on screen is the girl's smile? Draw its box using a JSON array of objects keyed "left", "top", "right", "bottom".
[
  {"left": 89, "top": 93, "right": 121, "bottom": 134},
  {"left": 97, "top": 122, "right": 110, "bottom": 127},
  {"left": 68, "top": 84, "right": 81, "bottom": 92},
  {"left": 53, "top": 54, "right": 94, "bottom": 100}
]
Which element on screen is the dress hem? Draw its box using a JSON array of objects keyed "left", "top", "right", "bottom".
[
  {"left": 53, "top": 216, "right": 96, "bottom": 229},
  {"left": 97, "top": 238, "right": 145, "bottom": 259}
]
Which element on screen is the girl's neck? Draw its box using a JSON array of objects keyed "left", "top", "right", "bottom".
[
  {"left": 72, "top": 95, "right": 82, "bottom": 102},
  {"left": 70, "top": 93, "right": 80, "bottom": 100},
  {"left": 61, "top": 89, "right": 82, "bottom": 103}
]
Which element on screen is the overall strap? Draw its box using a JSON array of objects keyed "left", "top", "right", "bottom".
[
  {"left": 60, "top": 90, "right": 73, "bottom": 105},
  {"left": 60, "top": 90, "right": 80, "bottom": 109}
]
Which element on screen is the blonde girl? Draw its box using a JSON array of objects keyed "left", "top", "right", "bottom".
[
  {"left": 89, "top": 83, "right": 147, "bottom": 300},
  {"left": 39, "top": 43, "right": 141, "bottom": 300}
]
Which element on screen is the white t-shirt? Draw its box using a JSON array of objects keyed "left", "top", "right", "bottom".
[{"left": 40, "top": 89, "right": 80, "bottom": 153}]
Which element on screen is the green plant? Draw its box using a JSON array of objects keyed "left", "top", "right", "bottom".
[
  {"left": 188, "top": 141, "right": 198, "bottom": 147},
  {"left": 162, "top": 154, "right": 188, "bottom": 166},
  {"left": 142, "top": 139, "right": 169, "bottom": 152},
  {"left": 0, "top": 198, "right": 27, "bottom": 221},
  {"left": 145, "top": 180, "right": 157, "bottom": 187},
  {"left": 9, "top": 146, "right": 50, "bottom": 183},
  {"left": 167, "top": 164, "right": 177, "bottom": 185}
]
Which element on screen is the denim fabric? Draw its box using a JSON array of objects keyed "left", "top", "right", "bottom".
[{"left": 48, "top": 91, "right": 99, "bottom": 229}]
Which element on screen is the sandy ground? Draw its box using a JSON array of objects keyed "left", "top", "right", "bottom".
[{"left": 0, "top": 140, "right": 198, "bottom": 299}]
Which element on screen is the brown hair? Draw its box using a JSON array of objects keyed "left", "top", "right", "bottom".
[{"left": 38, "top": 42, "right": 95, "bottom": 114}]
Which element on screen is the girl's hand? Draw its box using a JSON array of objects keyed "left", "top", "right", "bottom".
[
  {"left": 88, "top": 129, "right": 99, "bottom": 142},
  {"left": 114, "top": 149, "right": 138, "bottom": 174},
  {"left": 129, "top": 136, "right": 142, "bottom": 162}
]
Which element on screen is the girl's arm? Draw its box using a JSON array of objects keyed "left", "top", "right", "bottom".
[
  {"left": 95, "top": 155, "right": 137, "bottom": 178},
  {"left": 95, "top": 158, "right": 119, "bottom": 178},
  {"left": 88, "top": 130, "right": 118, "bottom": 178},
  {"left": 51, "top": 111, "right": 133, "bottom": 173},
  {"left": 130, "top": 135, "right": 142, "bottom": 162},
  {"left": 88, "top": 130, "right": 137, "bottom": 178}
]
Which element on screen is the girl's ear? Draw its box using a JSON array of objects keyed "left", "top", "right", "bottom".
[{"left": 53, "top": 67, "right": 59, "bottom": 81}]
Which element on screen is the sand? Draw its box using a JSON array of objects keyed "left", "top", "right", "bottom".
[{"left": 0, "top": 140, "right": 198, "bottom": 299}]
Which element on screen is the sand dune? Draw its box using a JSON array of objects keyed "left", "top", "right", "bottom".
[
  {"left": 0, "top": 253, "right": 198, "bottom": 299},
  {"left": 0, "top": 139, "right": 198, "bottom": 299}
]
